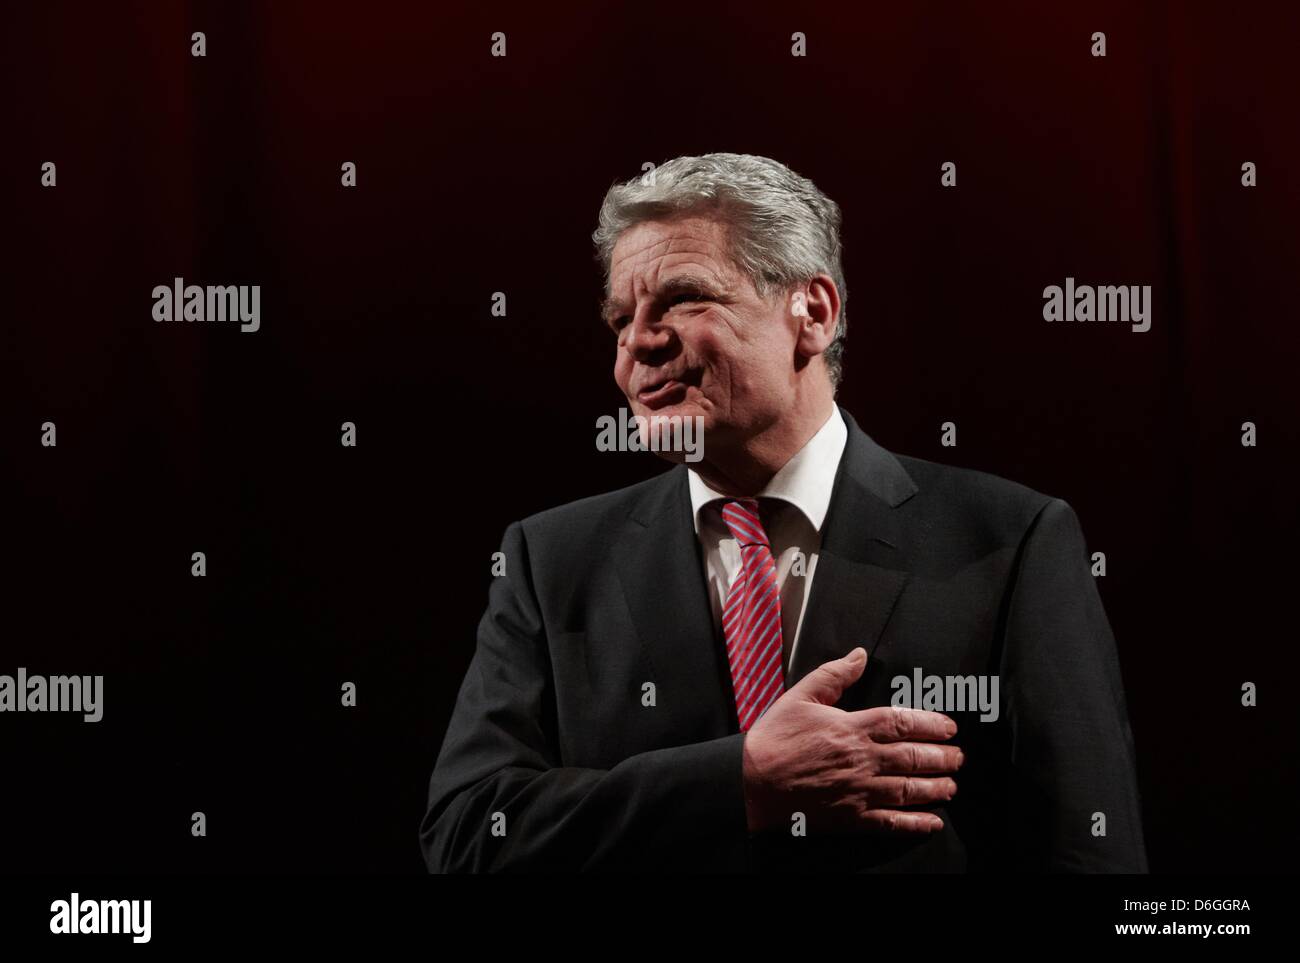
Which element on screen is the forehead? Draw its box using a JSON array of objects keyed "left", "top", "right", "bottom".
[{"left": 608, "top": 216, "right": 737, "bottom": 289}]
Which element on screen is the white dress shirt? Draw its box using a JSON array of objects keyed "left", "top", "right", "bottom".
[{"left": 687, "top": 405, "right": 849, "bottom": 677}]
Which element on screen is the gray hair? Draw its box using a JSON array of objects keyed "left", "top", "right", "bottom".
[{"left": 592, "top": 152, "right": 849, "bottom": 391}]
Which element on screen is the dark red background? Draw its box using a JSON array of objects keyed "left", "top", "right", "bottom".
[{"left": 4, "top": 1, "right": 1297, "bottom": 872}]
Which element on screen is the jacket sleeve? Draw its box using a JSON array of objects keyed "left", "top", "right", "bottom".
[
  {"left": 999, "top": 497, "right": 1148, "bottom": 872},
  {"left": 419, "top": 520, "right": 751, "bottom": 872}
]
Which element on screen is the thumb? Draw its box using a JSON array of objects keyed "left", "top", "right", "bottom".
[{"left": 791, "top": 647, "right": 868, "bottom": 706}]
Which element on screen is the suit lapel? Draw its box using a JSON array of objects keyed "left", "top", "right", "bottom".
[
  {"left": 612, "top": 466, "right": 738, "bottom": 734},
  {"left": 787, "top": 408, "right": 921, "bottom": 689}
]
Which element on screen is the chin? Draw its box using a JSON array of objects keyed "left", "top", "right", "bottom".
[{"left": 627, "top": 400, "right": 713, "bottom": 465}]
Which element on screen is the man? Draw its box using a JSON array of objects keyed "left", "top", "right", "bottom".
[{"left": 420, "top": 153, "right": 1147, "bottom": 872}]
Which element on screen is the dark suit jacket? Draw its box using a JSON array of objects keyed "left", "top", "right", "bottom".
[{"left": 420, "top": 407, "right": 1147, "bottom": 872}]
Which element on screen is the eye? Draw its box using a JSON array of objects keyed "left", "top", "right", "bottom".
[{"left": 671, "top": 292, "right": 709, "bottom": 307}]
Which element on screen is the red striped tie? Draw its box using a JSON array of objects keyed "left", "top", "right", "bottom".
[{"left": 719, "top": 498, "right": 786, "bottom": 732}]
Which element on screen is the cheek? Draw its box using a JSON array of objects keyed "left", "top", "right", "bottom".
[
  {"left": 707, "top": 326, "right": 755, "bottom": 381},
  {"left": 613, "top": 348, "right": 632, "bottom": 389},
  {"left": 687, "top": 323, "right": 727, "bottom": 373},
  {"left": 711, "top": 332, "right": 778, "bottom": 398},
  {"left": 748, "top": 324, "right": 793, "bottom": 381}
]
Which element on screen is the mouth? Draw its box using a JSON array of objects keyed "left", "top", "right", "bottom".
[{"left": 636, "top": 370, "right": 700, "bottom": 408}]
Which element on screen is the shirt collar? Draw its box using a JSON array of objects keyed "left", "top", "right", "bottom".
[{"left": 687, "top": 405, "right": 848, "bottom": 534}]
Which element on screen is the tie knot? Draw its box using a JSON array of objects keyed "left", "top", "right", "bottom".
[{"left": 719, "top": 498, "right": 770, "bottom": 548}]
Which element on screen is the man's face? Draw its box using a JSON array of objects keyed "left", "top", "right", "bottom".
[{"left": 604, "top": 216, "right": 798, "bottom": 446}]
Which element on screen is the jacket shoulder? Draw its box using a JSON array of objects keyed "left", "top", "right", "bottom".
[
  {"left": 893, "top": 452, "right": 1062, "bottom": 540},
  {"left": 514, "top": 467, "right": 676, "bottom": 543}
]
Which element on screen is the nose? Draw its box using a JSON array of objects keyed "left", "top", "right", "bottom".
[{"left": 623, "top": 313, "right": 675, "bottom": 362}]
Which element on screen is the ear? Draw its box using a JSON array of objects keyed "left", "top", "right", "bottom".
[{"left": 791, "top": 275, "right": 840, "bottom": 361}]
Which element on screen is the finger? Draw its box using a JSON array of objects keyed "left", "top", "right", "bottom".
[
  {"left": 787, "top": 647, "right": 868, "bottom": 707},
  {"left": 854, "top": 705, "right": 957, "bottom": 743},
  {"left": 875, "top": 742, "right": 965, "bottom": 775},
  {"left": 858, "top": 809, "right": 945, "bottom": 835},
  {"left": 860, "top": 776, "right": 957, "bottom": 808}
]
